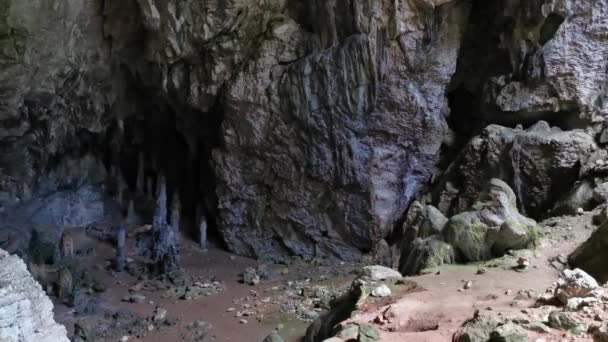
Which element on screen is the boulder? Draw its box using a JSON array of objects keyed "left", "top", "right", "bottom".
[
  {"left": 594, "top": 206, "right": 608, "bottom": 225},
  {"left": 399, "top": 237, "right": 455, "bottom": 275},
  {"left": 357, "top": 324, "right": 380, "bottom": 342},
  {"left": 401, "top": 201, "right": 449, "bottom": 240},
  {"left": 0, "top": 249, "right": 69, "bottom": 342},
  {"left": 547, "top": 311, "right": 586, "bottom": 334},
  {"left": 554, "top": 269, "right": 599, "bottom": 304},
  {"left": 489, "top": 323, "right": 528, "bottom": 342},
  {"left": 263, "top": 331, "right": 284, "bottom": 342},
  {"left": 589, "top": 323, "right": 608, "bottom": 342},
  {"left": 453, "top": 314, "right": 499, "bottom": 342},
  {"left": 370, "top": 284, "right": 391, "bottom": 298},
  {"left": 593, "top": 183, "right": 608, "bottom": 205},
  {"left": 570, "top": 223, "right": 608, "bottom": 284},
  {"left": 443, "top": 179, "right": 540, "bottom": 262},
  {"left": 360, "top": 266, "right": 402, "bottom": 281},
  {"left": 552, "top": 180, "right": 595, "bottom": 216}
]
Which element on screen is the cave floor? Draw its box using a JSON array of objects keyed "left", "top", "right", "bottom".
[
  {"left": 51, "top": 227, "right": 360, "bottom": 342},
  {"left": 334, "top": 212, "right": 597, "bottom": 342},
  {"left": 50, "top": 211, "right": 595, "bottom": 342}
]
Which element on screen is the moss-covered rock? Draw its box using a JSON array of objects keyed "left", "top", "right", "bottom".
[
  {"left": 399, "top": 236, "right": 455, "bottom": 275},
  {"left": 443, "top": 179, "right": 540, "bottom": 262}
]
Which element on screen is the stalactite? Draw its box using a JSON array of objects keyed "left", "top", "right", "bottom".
[{"left": 423, "top": 10, "right": 441, "bottom": 46}]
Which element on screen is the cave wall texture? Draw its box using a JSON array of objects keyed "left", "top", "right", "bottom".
[{"left": 1, "top": 0, "right": 607, "bottom": 261}]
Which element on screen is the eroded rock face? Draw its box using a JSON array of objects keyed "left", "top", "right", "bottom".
[
  {"left": 102, "top": 0, "right": 471, "bottom": 260},
  {"left": 0, "top": 0, "right": 126, "bottom": 210},
  {"left": 481, "top": 0, "right": 608, "bottom": 125},
  {"left": 0, "top": 249, "right": 69, "bottom": 342}
]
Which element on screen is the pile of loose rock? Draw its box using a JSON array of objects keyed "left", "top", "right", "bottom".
[
  {"left": 305, "top": 266, "right": 408, "bottom": 342},
  {"left": 454, "top": 268, "right": 608, "bottom": 342},
  {"left": 124, "top": 276, "right": 225, "bottom": 302}
]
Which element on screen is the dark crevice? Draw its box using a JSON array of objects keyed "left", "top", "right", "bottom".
[
  {"left": 539, "top": 13, "right": 565, "bottom": 45},
  {"left": 100, "top": 78, "right": 226, "bottom": 249}
]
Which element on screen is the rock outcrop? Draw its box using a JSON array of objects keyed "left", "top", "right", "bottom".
[
  {"left": 432, "top": 123, "right": 596, "bottom": 219},
  {"left": 0, "top": 249, "right": 69, "bottom": 342},
  {"left": 569, "top": 220, "right": 608, "bottom": 284}
]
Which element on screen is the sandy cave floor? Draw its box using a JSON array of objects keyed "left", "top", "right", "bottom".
[{"left": 50, "top": 210, "right": 598, "bottom": 342}]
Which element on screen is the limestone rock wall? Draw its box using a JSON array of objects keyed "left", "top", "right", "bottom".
[
  {"left": 102, "top": 0, "right": 470, "bottom": 260},
  {"left": 0, "top": 0, "right": 128, "bottom": 209},
  {"left": 2, "top": 0, "right": 608, "bottom": 261},
  {"left": 0, "top": 249, "right": 69, "bottom": 342}
]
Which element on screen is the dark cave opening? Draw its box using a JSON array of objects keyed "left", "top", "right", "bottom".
[{"left": 102, "top": 95, "right": 225, "bottom": 250}]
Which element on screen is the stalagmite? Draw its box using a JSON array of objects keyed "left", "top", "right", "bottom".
[
  {"left": 170, "top": 191, "right": 181, "bottom": 232},
  {"left": 116, "top": 171, "right": 128, "bottom": 208},
  {"left": 199, "top": 214, "right": 208, "bottom": 250},
  {"left": 115, "top": 223, "right": 126, "bottom": 272},
  {"left": 58, "top": 267, "right": 73, "bottom": 305},
  {"left": 136, "top": 151, "right": 145, "bottom": 195},
  {"left": 150, "top": 176, "right": 180, "bottom": 274},
  {"left": 146, "top": 176, "right": 154, "bottom": 200},
  {"left": 125, "top": 199, "right": 139, "bottom": 225},
  {"left": 153, "top": 175, "right": 168, "bottom": 230},
  {"left": 60, "top": 230, "right": 74, "bottom": 263}
]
